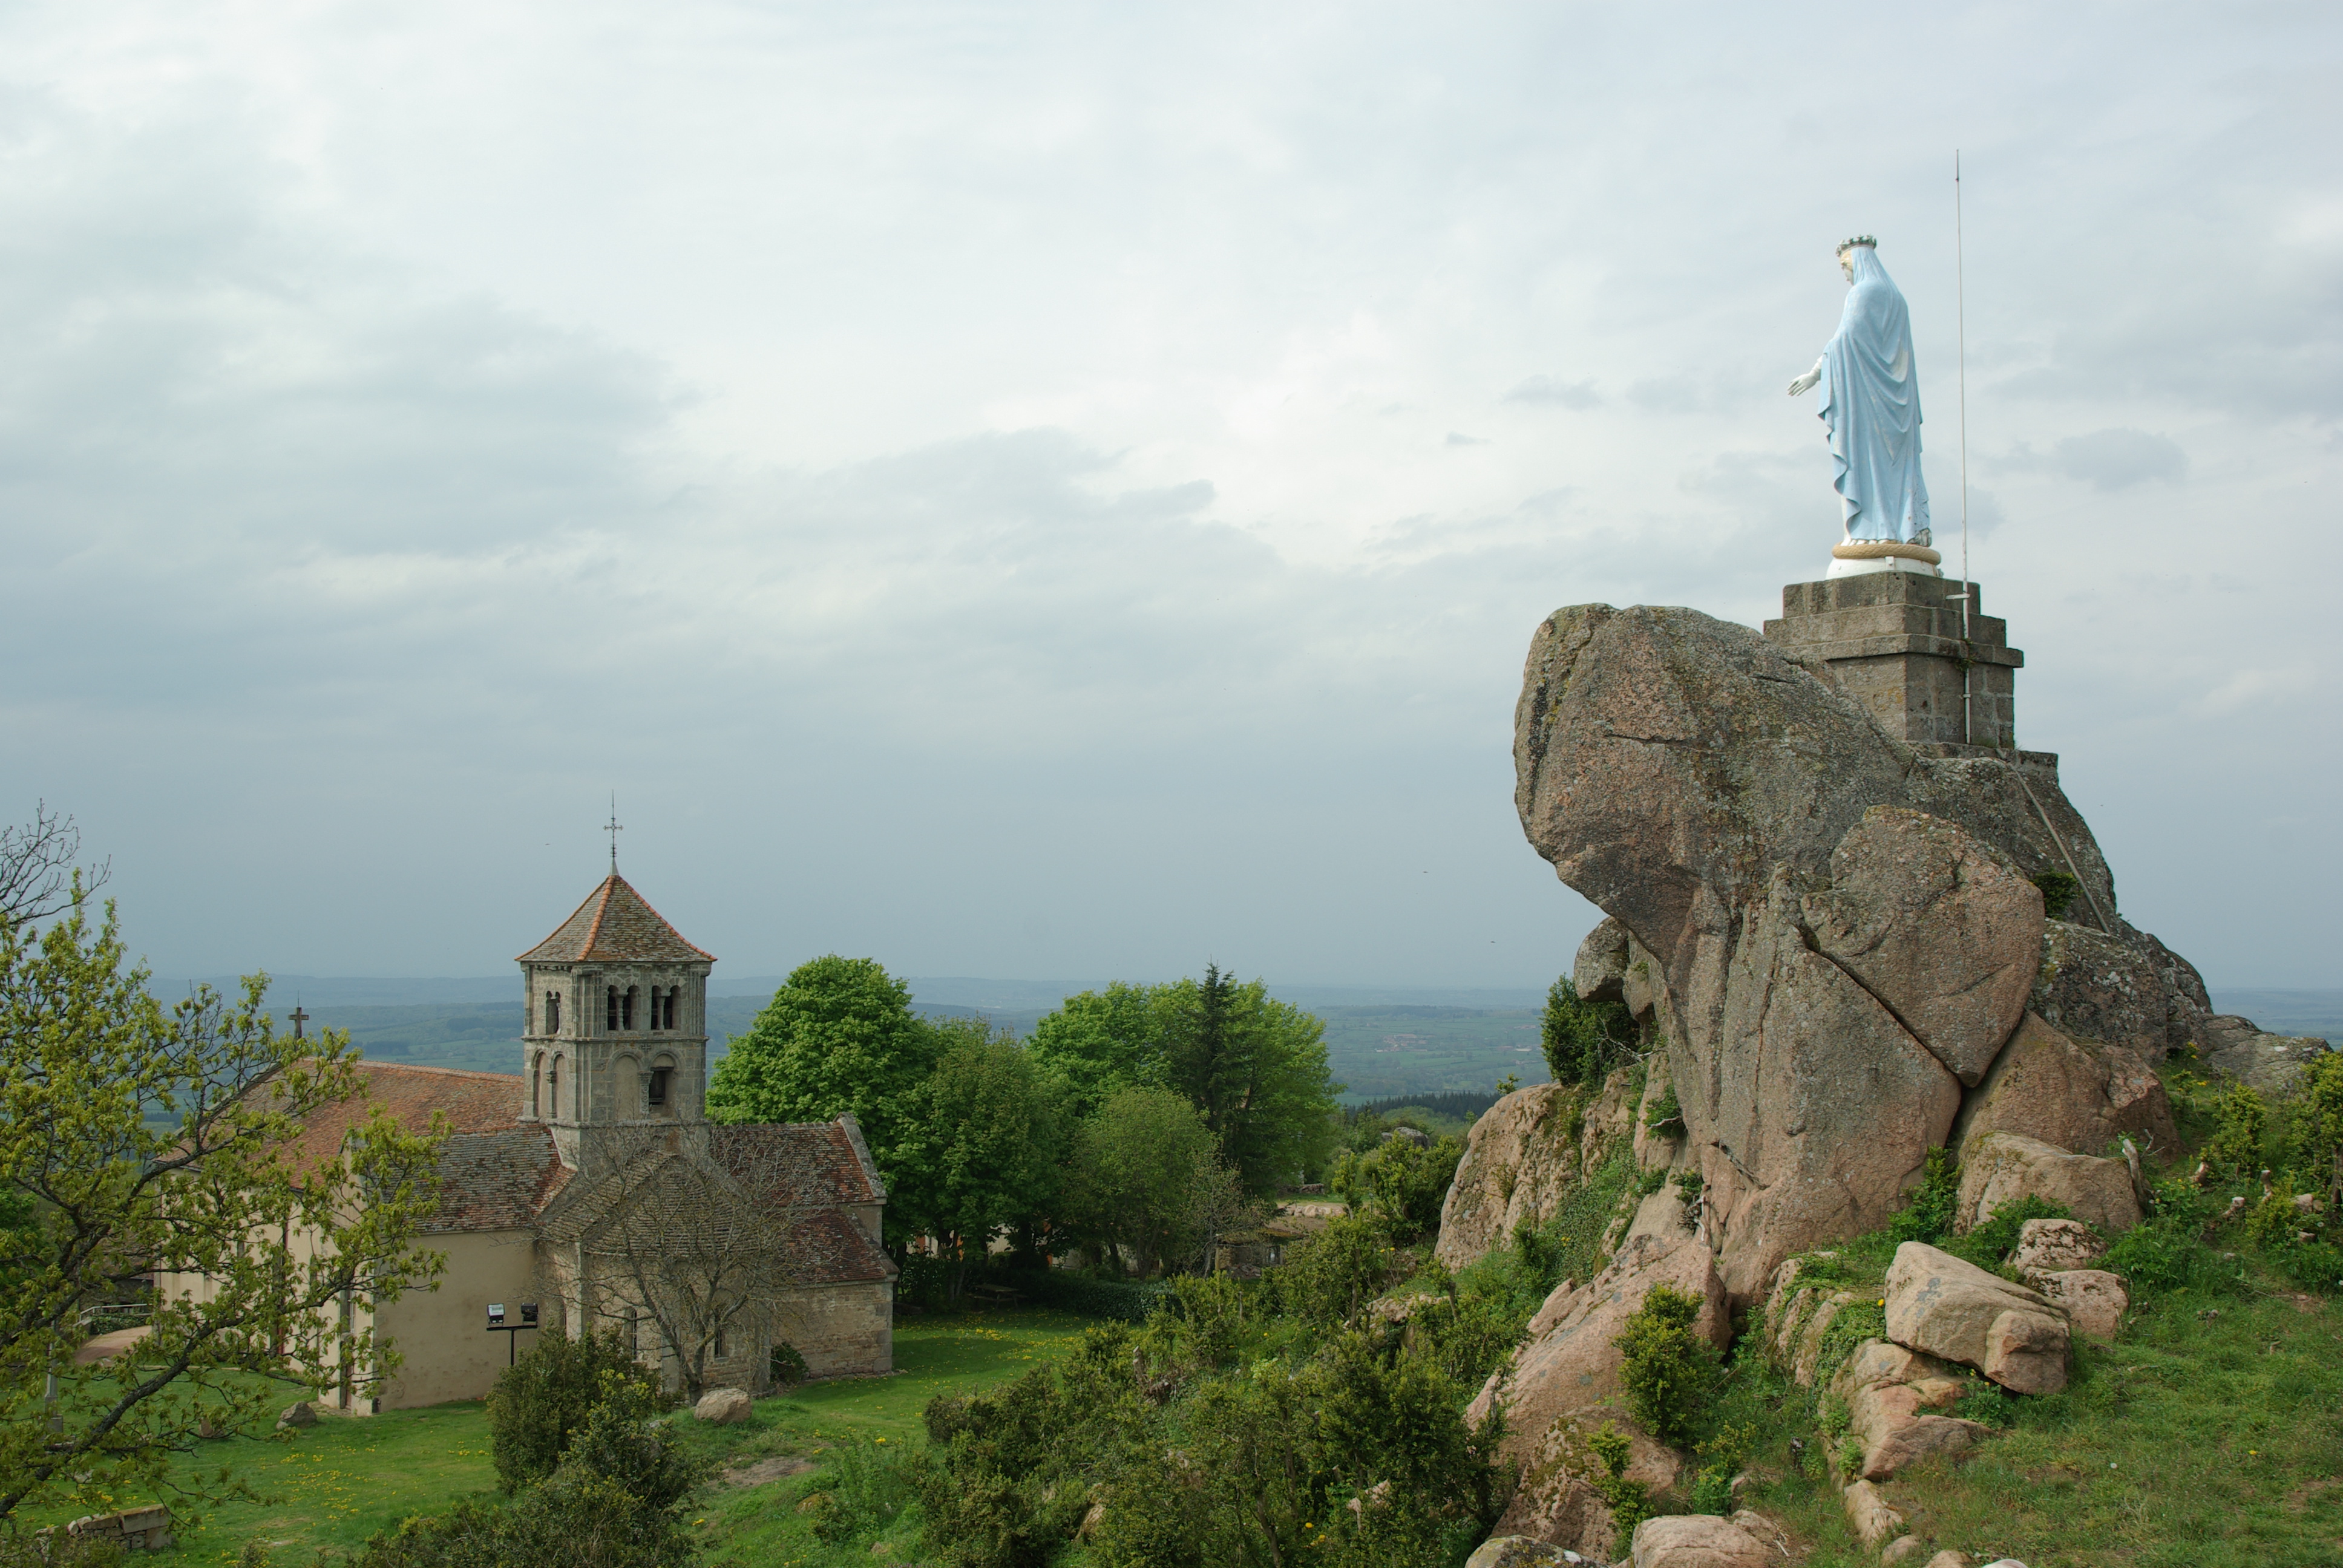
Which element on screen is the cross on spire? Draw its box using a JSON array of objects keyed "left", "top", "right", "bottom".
[
  {"left": 605, "top": 794, "right": 623, "bottom": 873},
  {"left": 289, "top": 1002, "right": 309, "bottom": 1041}
]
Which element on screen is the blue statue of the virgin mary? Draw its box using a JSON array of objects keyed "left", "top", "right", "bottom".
[{"left": 1789, "top": 238, "right": 1930, "bottom": 546}]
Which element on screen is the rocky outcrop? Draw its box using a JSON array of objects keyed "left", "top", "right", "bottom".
[
  {"left": 1491, "top": 1407, "right": 1679, "bottom": 1562},
  {"left": 1953, "top": 1014, "right": 2176, "bottom": 1166},
  {"left": 1841, "top": 1479, "right": 1907, "bottom": 1550},
  {"left": 2008, "top": 1218, "right": 2107, "bottom": 1281},
  {"left": 1464, "top": 1537, "right": 1578, "bottom": 1568},
  {"left": 1830, "top": 1339, "right": 1989, "bottom": 1480},
  {"left": 1956, "top": 1133, "right": 2141, "bottom": 1239},
  {"left": 1883, "top": 1243, "right": 2069, "bottom": 1396},
  {"left": 1759, "top": 1257, "right": 1860, "bottom": 1387},
  {"left": 1575, "top": 917, "right": 1632, "bottom": 1004},
  {"left": 1694, "top": 871, "right": 1962, "bottom": 1298},
  {"left": 2034, "top": 1269, "right": 2127, "bottom": 1341},
  {"left": 1510, "top": 605, "right": 2157, "bottom": 1300},
  {"left": 1468, "top": 1231, "right": 1729, "bottom": 1451},
  {"left": 1628, "top": 1514, "right": 1775, "bottom": 1568},
  {"left": 1802, "top": 808, "right": 2043, "bottom": 1085},
  {"left": 1437, "top": 1072, "right": 1638, "bottom": 1272},
  {"left": 2199, "top": 1016, "right": 2333, "bottom": 1096},
  {"left": 2031, "top": 921, "right": 2180, "bottom": 1062}
]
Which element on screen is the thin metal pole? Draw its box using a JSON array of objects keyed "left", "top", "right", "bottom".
[{"left": 1956, "top": 151, "right": 1974, "bottom": 745}]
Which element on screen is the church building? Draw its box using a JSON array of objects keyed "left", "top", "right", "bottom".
[{"left": 198, "top": 873, "right": 896, "bottom": 1413}]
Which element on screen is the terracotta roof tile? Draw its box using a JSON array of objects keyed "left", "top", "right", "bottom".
[
  {"left": 517, "top": 875, "right": 713, "bottom": 965},
  {"left": 710, "top": 1124, "right": 883, "bottom": 1207},
  {"left": 427, "top": 1128, "right": 572, "bottom": 1232},
  {"left": 283, "top": 1062, "right": 523, "bottom": 1171}
]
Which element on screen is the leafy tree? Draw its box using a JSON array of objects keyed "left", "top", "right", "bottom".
[
  {"left": 1023, "top": 983, "right": 1167, "bottom": 1114},
  {"left": 1065, "top": 1087, "right": 1223, "bottom": 1278},
  {"left": 486, "top": 1326, "right": 663, "bottom": 1494},
  {"left": 706, "top": 955, "right": 940, "bottom": 1243},
  {"left": 896, "top": 1019, "right": 1069, "bottom": 1298},
  {"left": 1030, "top": 969, "right": 1340, "bottom": 1197},
  {"left": 1541, "top": 975, "right": 1634, "bottom": 1087},
  {"left": 1328, "top": 1132, "right": 1466, "bottom": 1244},
  {"left": 0, "top": 897, "right": 447, "bottom": 1522},
  {"left": 1263, "top": 1212, "right": 1394, "bottom": 1332}
]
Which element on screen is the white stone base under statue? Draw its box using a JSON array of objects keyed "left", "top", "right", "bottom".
[{"left": 1826, "top": 538, "right": 1942, "bottom": 579}]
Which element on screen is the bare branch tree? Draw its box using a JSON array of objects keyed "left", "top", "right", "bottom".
[
  {"left": 0, "top": 802, "right": 111, "bottom": 929},
  {"left": 555, "top": 1128, "right": 825, "bottom": 1403}
]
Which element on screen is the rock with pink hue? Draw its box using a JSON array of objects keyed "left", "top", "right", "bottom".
[
  {"left": 1628, "top": 1514, "right": 1775, "bottom": 1568},
  {"left": 693, "top": 1387, "right": 753, "bottom": 1424},
  {"left": 1436, "top": 1071, "right": 1639, "bottom": 1271},
  {"left": 1802, "top": 807, "right": 2043, "bottom": 1085},
  {"left": 1841, "top": 1480, "right": 1906, "bottom": 1550},
  {"left": 1954, "top": 1014, "right": 2175, "bottom": 1168},
  {"left": 2034, "top": 1269, "right": 2128, "bottom": 1341},
  {"left": 1883, "top": 1242, "right": 2069, "bottom": 1396},
  {"left": 2008, "top": 1218, "right": 2107, "bottom": 1281},
  {"left": 1956, "top": 1133, "right": 2141, "bottom": 1240},
  {"left": 1830, "top": 1338, "right": 1990, "bottom": 1480},
  {"left": 1491, "top": 1407, "right": 1680, "bottom": 1562}
]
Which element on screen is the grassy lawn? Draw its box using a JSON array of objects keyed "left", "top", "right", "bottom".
[{"left": 19, "top": 1308, "right": 1091, "bottom": 1565}]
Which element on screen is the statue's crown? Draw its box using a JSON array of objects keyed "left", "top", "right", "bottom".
[{"left": 1837, "top": 235, "right": 1878, "bottom": 254}]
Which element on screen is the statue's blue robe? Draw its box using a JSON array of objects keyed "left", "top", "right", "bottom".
[{"left": 1819, "top": 247, "right": 1930, "bottom": 543}]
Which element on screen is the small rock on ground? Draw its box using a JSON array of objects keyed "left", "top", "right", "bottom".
[
  {"left": 1841, "top": 1480, "right": 1906, "bottom": 1550},
  {"left": 276, "top": 1402, "right": 318, "bottom": 1429},
  {"left": 1629, "top": 1514, "right": 1772, "bottom": 1568},
  {"left": 1880, "top": 1538, "right": 1928, "bottom": 1565},
  {"left": 1464, "top": 1538, "right": 1571, "bottom": 1568},
  {"left": 719, "top": 1455, "right": 814, "bottom": 1487},
  {"left": 693, "top": 1387, "right": 753, "bottom": 1425}
]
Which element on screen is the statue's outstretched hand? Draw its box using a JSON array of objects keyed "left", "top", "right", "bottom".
[{"left": 1787, "top": 365, "right": 1821, "bottom": 397}]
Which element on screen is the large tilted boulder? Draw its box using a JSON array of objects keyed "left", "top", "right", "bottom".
[
  {"left": 1691, "top": 871, "right": 1962, "bottom": 1298},
  {"left": 1628, "top": 1514, "right": 1775, "bottom": 1568},
  {"left": 1511, "top": 605, "right": 2154, "bottom": 1299},
  {"left": 1801, "top": 808, "right": 2043, "bottom": 1085},
  {"left": 1490, "top": 1406, "right": 1679, "bottom": 1562},
  {"left": 1883, "top": 1242, "right": 2069, "bottom": 1395},
  {"left": 1437, "top": 1071, "right": 1639, "bottom": 1271},
  {"left": 1956, "top": 1133, "right": 2141, "bottom": 1239},
  {"left": 1574, "top": 916, "right": 1633, "bottom": 1004},
  {"left": 1954, "top": 1013, "right": 2177, "bottom": 1165}
]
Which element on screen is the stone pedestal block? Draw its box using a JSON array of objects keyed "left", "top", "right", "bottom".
[{"left": 1764, "top": 573, "right": 2024, "bottom": 748}]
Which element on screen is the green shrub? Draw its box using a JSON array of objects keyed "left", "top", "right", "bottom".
[
  {"left": 1330, "top": 1132, "right": 1467, "bottom": 1243},
  {"left": 359, "top": 1403, "right": 706, "bottom": 1568},
  {"left": 2031, "top": 871, "right": 2080, "bottom": 920},
  {"left": 2103, "top": 1180, "right": 2246, "bottom": 1298},
  {"left": 768, "top": 1342, "right": 808, "bottom": 1388},
  {"left": 1542, "top": 977, "right": 1634, "bottom": 1088},
  {"left": 1587, "top": 1423, "right": 1652, "bottom": 1538},
  {"left": 807, "top": 1434, "right": 916, "bottom": 1544},
  {"left": 1612, "top": 1283, "right": 1721, "bottom": 1446},
  {"left": 1889, "top": 1146, "right": 1961, "bottom": 1246},
  {"left": 1956, "top": 1379, "right": 2016, "bottom": 1428},
  {"left": 1643, "top": 1083, "right": 1684, "bottom": 1135},
  {"left": 1675, "top": 1169, "right": 1705, "bottom": 1219},
  {"left": 485, "top": 1327, "right": 664, "bottom": 1494},
  {"left": 2289, "top": 1051, "right": 2343, "bottom": 1189},
  {"left": 1953, "top": 1194, "right": 2069, "bottom": 1269},
  {"left": 1263, "top": 1212, "right": 1393, "bottom": 1331},
  {"left": 1636, "top": 1167, "right": 1669, "bottom": 1198},
  {"left": 2205, "top": 1082, "right": 2268, "bottom": 1177},
  {"left": 0, "top": 1532, "right": 125, "bottom": 1567},
  {"left": 979, "top": 1266, "right": 1170, "bottom": 1322}
]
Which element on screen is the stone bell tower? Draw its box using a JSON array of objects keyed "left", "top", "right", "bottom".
[{"left": 516, "top": 872, "right": 716, "bottom": 1172}]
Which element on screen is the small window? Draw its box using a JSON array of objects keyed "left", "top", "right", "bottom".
[
  {"left": 714, "top": 1327, "right": 727, "bottom": 1360},
  {"left": 625, "top": 1308, "right": 640, "bottom": 1354},
  {"left": 621, "top": 985, "right": 638, "bottom": 1030},
  {"left": 647, "top": 1067, "right": 671, "bottom": 1107},
  {"left": 606, "top": 986, "right": 619, "bottom": 1030},
  {"left": 545, "top": 991, "right": 561, "bottom": 1033},
  {"left": 647, "top": 986, "right": 661, "bottom": 1031},
  {"left": 548, "top": 1056, "right": 562, "bottom": 1119},
  {"left": 663, "top": 988, "right": 678, "bottom": 1030}
]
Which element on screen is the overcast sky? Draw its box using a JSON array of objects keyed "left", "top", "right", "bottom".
[{"left": 3, "top": 0, "right": 2338, "bottom": 995}]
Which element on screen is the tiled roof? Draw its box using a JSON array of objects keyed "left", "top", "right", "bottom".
[
  {"left": 517, "top": 875, "right": 713, "bottom": 965},
  {"left": 711, "top": 1123, "right": 884, "bottom": 1207},
  {"left": 282, "top": 1062, "right": 524, "bottom": 1171},
  {"left": 426, "top": 1127, "right": 572, "bottom": 1232}
]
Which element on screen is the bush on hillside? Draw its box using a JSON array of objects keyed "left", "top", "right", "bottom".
[
  {"left": 1260, "top": 1213, "right": 1394, "bottom": 1331},
  {"left": 1612, "top": 1283, "right": 1720, "bottom": 1446},
  {"left": 359, "top": 1403, "right": 707, "bottom": 1568},
  {"left": 1889, "top": 1146, "right": 1962, "bottom": 1246},
  {"left": 1328, "top": 1131, "right": 1466, "bottom": 1243},
  {"left": 1541, "top": 976, "right": 1634, "bottom": 1088},
  {"left": 486, "top": 1327, "right": 664, "bottom": 1494}
]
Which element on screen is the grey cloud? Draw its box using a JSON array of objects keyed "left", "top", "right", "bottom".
[
  {"left": 1445, "top": 431, "right": 1489, "bottom": 446},
  {"left": 2054, "top": 429, "right": 2188, "bottom": 491},
  {"left": 1504, "top": 376, "right": 1602, "bottom": 410}
]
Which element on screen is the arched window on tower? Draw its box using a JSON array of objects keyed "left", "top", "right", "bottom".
[
  {"left": 548, "top": 1056, "right": 563, "bottom": 1121},
  {"left": 647, "top": 987, "right": 663, "bottom": 1031},
  {"left": 605, "top": 986, "right": 619, "bottom": 1031},
  {"left": 663, "top": 988, "right": 678, "bottom": 1030},
  {"left": 621, "top": 985, "right": 638, "bottom": 1030},
  {"left": 530, "top": 1052, "right": 545, "bottom": 1117},
  {"left": 545, "top": 991, "right": 561, "bottom": 1033}
]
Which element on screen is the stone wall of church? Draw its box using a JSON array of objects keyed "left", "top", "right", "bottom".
[{"left": 776, "top": 1281, "right": 894, "bottom": 1379}]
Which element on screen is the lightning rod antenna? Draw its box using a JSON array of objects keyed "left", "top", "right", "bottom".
[{"left": 1956, "top": 152, "right": 1971, "bottom": 641}]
